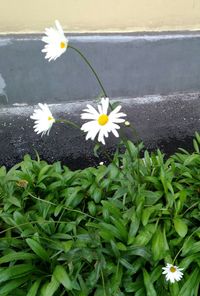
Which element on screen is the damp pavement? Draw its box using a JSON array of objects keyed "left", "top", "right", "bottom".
[{"left": 0, "top": 92, "right": 200, "bottom": 169}]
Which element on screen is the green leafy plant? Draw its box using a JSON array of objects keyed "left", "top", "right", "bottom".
[{"left": 0, "top": 134, "right": 200, "bottom": 295}]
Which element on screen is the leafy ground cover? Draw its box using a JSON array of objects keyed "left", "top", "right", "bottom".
[{"left": 0, "top": 135, "right": 200, "bottom": 296}]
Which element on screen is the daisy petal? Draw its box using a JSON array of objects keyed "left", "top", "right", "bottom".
[
  {"left": 101, "top": 97, "right": 109, "bottom": 114},
  {"left": 30, "top": 103, "right": 55, "bottom": 136},
  {"left": 41, "top": 20, "right": 68, "bottom": 61}
]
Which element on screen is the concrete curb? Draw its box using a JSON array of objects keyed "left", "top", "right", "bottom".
[
  {"left": 0, "top": 93, "right": 199, "bottom": 168},
  {"left": 1, "top": 32, "right": 200, "bottom": 104}
]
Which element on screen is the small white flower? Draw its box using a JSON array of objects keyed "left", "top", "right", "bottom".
[
  {"left": 99, "top": 162, "right": 104, "bottom": 166},
  {"left": 162, "top": 263, "right": 183, "bottom": 283},
  {"left": 30, "top": 103, "right": 55, "bottom": 136},
  {"left": 42, "top": 20, "right": 68, "bottom": 61},
  {"left": 81, "top": 97, "right": 126, "bottom": 145}
]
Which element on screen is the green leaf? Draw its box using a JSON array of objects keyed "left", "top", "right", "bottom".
[
  {"left": 124, "top": 278, "right": 144, "bottom": 293},
  {"left": 179, "top": 254, "right": 199, "bottom": 270},
  {"left": 143, "top": 269, "right": 157, "bottom": 296},
  {"left": 107, "top": 163, "right": 119, "bottom": 179},
  {"left": 0, "top": 252, "right": 36, "bottom": 264},
  {"left": 111, "top": 217, "right": 128, "bottom": 242},
  {"left": 142, "top": 204, "right": 162, "bottom": 226},
  {"left": 48, "top": 181, "right": 62, "bottom": 191},
  {"left": 41, "top": 276, "right": 60, "bottom": 296},
  {"left": 119, "top": 258, "right": 140, "bottom": 274},
  {"left": 53, "top": 265, "right": 72, "bottom": 290},
  {"left": 144, "top": 178, "right": 162, "bottom": 191},
  {"left": 169, "top": 282, "right": 180, "bottom": 296},
  {"left": 150, "top": 266, "right": 162, "bottom": 283},
  {"left": 102, "top": 200, "right": 121, "bottom": 218},
  {"left": 0, "top": 264, "right": 34, "bottom": 284},
  {"left": 94, "top": 287, "right": 105, "bottom": 296},
  {"left": 193, "top": 139, "right": 200, "bottom": 153},
  {"left": 135, "top": 224, "right": 156, "bottom": 246},
  {"left": 126, "top": 140, "right": 140, "bottom": 159},
  {"left": 54, "top": 204, "right": 63, "bottom": 217},
  {"left": 116, "top": 242, "right": 127, "bottom": 251},
  {"left": 151, "top": 226, "right": 165, "bottom": 261},
  {"left": 88, "top": 201, "right": 97, "bottom": 216},
  {"left": 99, "top": 229, "right": 114, "bottom": 241},
  {"left": 13, "top": 211, "right": 27, "bottom": 224},
  {"left": 27, "top": 279, "right": 42, "bottom": 296},
  {"left": 110, "top": 265, "right": 123, "bottom": 294},
  {"left": 182, "top": 240, "right": 200, "bottom": 256},
  {"left": 110, "top": 240, "right": 120, "bottom": 257},
  {"left": 77, "top": 274, "right": 89, "bottom": 295},
  {"left": 127, "top": 211, "right": 140, "bottom": 244},
  {"left": 184, "top": 154, "right": 199, "bottom": 166},
  {"left": 93, "top": 188, "right": 102, "bottom": 203},
  {"left": 61, "top": 240, "right": 73, "bottom": 252},
  {"left": 7, "top": 196, "right": 21, "bottom": 207},
  {"left": 26, "top": 238, "right": 50, "bottom": 262},
  {"left": 173, "top": 218, "right": 188, "bottom": 237},
  {"left": 38, "top": 165, "right": 51, "bottom": 183},
  {"left": 195, "top": 131, "right": 200, "bottom": 144},
  {"left": 178, "top": 267, "right": 200, "bottom": 296},
  {"left": 86, "top": 261, "right": 101, "bottom": 290},
  {"left": 135, "top": 287, "right": 146, "bottom": 296},
  {"left": 126, "top": 246, "right": 152, "bottom": 261},
  {"left": 0, "top": 277, "right": 28, "bottom": 296},
  {"left": 99, "top": 222, "right": 122, "bottom": 241}
]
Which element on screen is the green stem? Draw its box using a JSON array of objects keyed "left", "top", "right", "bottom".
[
  {"left": 28, "top": 192, "right": 97, "bottom": 220},
  {"left": 100, "top": 268, "right": 107, "bottom": 296},
  {"left": 172, "top": 226, "right": 200, "bottom": 265},
  {"left": 68, "top": 45, "right": 108, "bottom": 97},
  {"left": 182, "top": 201, "right": 199, "bottom": 216},
  {"left": 56, "top": 119, "right": 80, "bottom": 129},
  {"left": 0, "top": 219, "right": 92, "bottom": 236},
  {"left": 129, "top": 124, "right": 141, "bottom": 144}
]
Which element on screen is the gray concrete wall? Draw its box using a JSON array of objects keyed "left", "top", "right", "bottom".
[
  {"left": 1, "top": 32, "right": 200, "bottom": 168},
  {"left": 1, "top": 32, "right": 200, "bottom": 104}
]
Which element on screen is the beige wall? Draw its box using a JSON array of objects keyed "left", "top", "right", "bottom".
[{"left": 0, "top": 0, "right": 200, "bottom": 33}]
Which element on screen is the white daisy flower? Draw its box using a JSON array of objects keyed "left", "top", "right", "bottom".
[
  {"left": 30, "top": 103, "right": 55, "bottom": 136},
  {"left": 162, "top": 263, "right": 183, "bottom": 283},
  {"left": 81, "top": 97, "right": 126, "bottom": 145},
  {"left": 41, "top": 20, "right": 68, "bottom": 61}
]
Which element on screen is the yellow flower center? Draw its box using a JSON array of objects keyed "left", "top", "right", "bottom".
[
  {"left": 48, "top": 116, "right": 53, "bottom": 121},
  {"left": 170, "top": 266, "right": 177, "bottom": 273},
  {"left": 98, "top": 114, "right": 109, "bottom": 126},
  {"left": 60, "top": 41, "right": 66, "bottom": 49}
]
